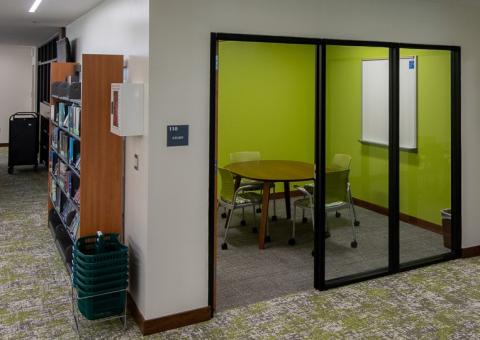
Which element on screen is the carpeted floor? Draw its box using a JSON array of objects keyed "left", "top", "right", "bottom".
[
  {"left": 1, "top": 147, "right": 480, "bottom": 339},
  {"left": 217, "top": 197, "right": 448, "bottom": 311}
]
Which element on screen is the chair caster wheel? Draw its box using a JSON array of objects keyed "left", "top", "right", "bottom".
[
  {"left": 221, "top": 213, "right": 227, "bottom": 219},
  {"left": 351, "top": 241, "right": 358, "bottom": 248},
  {"left": 302, "top": 217, "right": 308, "bottom": 224},
  {"left": 311, "top": 250, "right": 315, "bottom": 257},
  {"left": 265, "top": 236, "right": 271, "bottom": 243},
  {"left": 288, "top": 238, "right": 296, "bottom": 246},
  {"left": 271, "top": 215, "right": 278, "bottom": 222},
  {"left": 354, "top": 221, "right": 360, "bottom": 226},
  {"left": 256, "top": 208, "right": 262, "bottom": 213},
  {"left": 240, "top": 220, "right": 246, "bottom": 226},
  {"left": 221, "top": 243, "right": 228, "bottom": 250},
  {"left": 335, "top": 211, "right": 341, "bottom": 218},
  {"left": 252, "top": 227, "right": 258, "bottom": 234}
]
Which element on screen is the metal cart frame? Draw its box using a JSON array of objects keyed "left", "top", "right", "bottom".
[{"left": 71, "top": 284, "right": 128, "bottom": 334}]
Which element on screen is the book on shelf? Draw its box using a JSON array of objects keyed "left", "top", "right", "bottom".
[
  {"left": 51, "top": 127, "right": 59, "bottom": 149},
  {"left": 70, "top": 213, "right": 80, "bottom": 238},
  {"left": 58, "top": 131, "right": 69, "bottom": 158},
  {"left": 50, "top": 105, "right": 56, "bottom": 121},
  {"left": 51, "top": 180, "right": 57, "bottom": 204},
  {"left": 61, "top": 199, "right": 76, "bottom": 222},
  {"left": 75, "top": 156, "right": 80, "bottom": 171},
  {"left": 68, "top": 105, "right": 81, "bottom": 137},
  {"left": 68, "top": 138, "right": 74, "bottom": 165},
  {"left": 73, "top": 188, "right": 80, "bottom": 206},
  {"left": 58, "top": 102, "right": 66, "bottom": 126}
]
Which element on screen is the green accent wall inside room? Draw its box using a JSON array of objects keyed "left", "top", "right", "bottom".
[
  {"left": 218, "top": 41, "right": 316, "bottom": 192},
  {"left": 326, "top": 46, "right": 451, "bottom": 225}
]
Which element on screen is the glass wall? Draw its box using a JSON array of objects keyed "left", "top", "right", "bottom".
[
  {"left": 399, "top": 49, "right": 452, "bottom": 264},
  {"left": 325, "top": 45, "right": 390, "bottom": 280}
]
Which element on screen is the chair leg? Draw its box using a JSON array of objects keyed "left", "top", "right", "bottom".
[
  {"left": 348, "top": 186, "right": 360, "bottom": 226},
  {"left": 221, "top": 207, "right": 227, "bottom": 219},
  {"left": 302, "top": 208, "right": 307, "bottom": 223},
  {"left": 222, "top": 208, "right": 234, "bottom": 250},
  {"left": 241, "top": 207, "right": 246, "bottom": 226},
  {"left": 288, "top": 205, "right": 296, "bottom": 245},
  {"left": 349, "top": 202, "right": 358, "bottom": 248}
]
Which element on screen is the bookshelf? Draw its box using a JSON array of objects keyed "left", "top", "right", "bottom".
[{"left": 48, "top": 55, "right": 124, "bottom": 273}]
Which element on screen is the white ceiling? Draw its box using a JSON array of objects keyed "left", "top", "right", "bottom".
[{"left": 0, "top": 0, "right": 104, "bottom": 46}]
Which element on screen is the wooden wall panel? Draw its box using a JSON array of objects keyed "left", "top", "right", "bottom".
[{"left": 80, "top": 54, "right": 124, "bottom": 236}]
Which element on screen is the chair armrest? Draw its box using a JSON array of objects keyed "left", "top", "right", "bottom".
[
  {"left": 236, "top": 184, "right": 264, "bottom": 194},
  {"left": 294, "top": 185, "right": 312, "bottom": 198}
]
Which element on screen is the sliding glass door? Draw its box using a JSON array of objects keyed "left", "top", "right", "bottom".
[
  {"left": 399, "top": 48, "right": 453, "bottom": 264},
  {"left": 324, "top": 45, "right": 390, "bottom": 281},
  {"left": 319, "top": 43, "right": 460, "bottom": 286}
]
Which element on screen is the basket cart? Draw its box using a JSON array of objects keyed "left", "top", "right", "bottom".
[
  {"left": 71, "top": 232, "right": 128, "bottom": 334},
  {"left": 8, "top": 112, "right": 39, "bottom": 174}
]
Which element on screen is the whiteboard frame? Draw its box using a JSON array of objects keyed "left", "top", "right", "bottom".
[{"left": 360, "top": 56, "right": 418, "bottom": 152}]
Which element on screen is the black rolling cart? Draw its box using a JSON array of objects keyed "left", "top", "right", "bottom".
[{"left": 8, "top": 112, "right": 39, "bottom": 174}]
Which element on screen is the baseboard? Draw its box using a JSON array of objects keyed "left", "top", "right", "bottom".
[
  {"left": 127, "top": 293, "right": 212, "bottom": 335},
  {"left": 0, "top": 143, "right": 8, "bottom": 147},
  {"left": 352, "top": 198, "right": 443, "bottom": 234},
  {"left": 461, "top": 245, "right": 480, "bottom": 258}
]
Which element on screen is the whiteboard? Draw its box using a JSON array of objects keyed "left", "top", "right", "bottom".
[{"left": 361, "top": 57, "right": 417, "bottom": 150}]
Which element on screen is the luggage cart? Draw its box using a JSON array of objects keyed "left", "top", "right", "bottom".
[{"left": 8, "top": 112, "right": 39, "bottom": 174}]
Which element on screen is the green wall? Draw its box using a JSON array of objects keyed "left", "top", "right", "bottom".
[
  {"left": 326, "top": 46, "right": 451, "bottom": 225},
  {"left": 218, "top": 42, "right": 451, "bottom": 225},
  {"left": 218, "top": 41, "right": 316, "bottom": 192}
]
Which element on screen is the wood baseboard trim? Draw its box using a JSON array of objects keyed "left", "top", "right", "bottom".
[
  {"left": 127, "top": 293, "right": 212, "bottom": 335},
  {"left": 0, "top": 143, "right": 8, "bottom": 147},
  {"left": 461, "top": 245, "right": 480, "bottom": 258},
  {"left": 352, "top": 198, "right": 443, "bottom": 234}
]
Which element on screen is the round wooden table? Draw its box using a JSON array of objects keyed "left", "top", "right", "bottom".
[{"left": 224, "top": 160, "right": 314, "bottom": 249}]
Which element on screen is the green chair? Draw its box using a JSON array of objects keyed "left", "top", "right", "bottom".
[
  {"left": 221, "top": 151, "right": 277, "bottom": 225},
  {"left": 303, "top": 153, "right": 359, "bottom": 225},
  {"left": 289, "top": 168, "right": 359, "bottom": 249},
  {"left": 218, "top": 168, "right": 263, "bottom": 250}
]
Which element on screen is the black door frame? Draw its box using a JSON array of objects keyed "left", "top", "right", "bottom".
[{"left": 208, "top": 32, "right": 461, "bottom": 311}]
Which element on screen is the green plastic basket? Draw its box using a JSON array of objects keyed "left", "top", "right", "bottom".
[
  {"left": 73, "top": 275, "right": 128, "bottom": 294},
  {"left": 73, "top": 253, "right": 128, "bottom": 270},
  {"left": 74, "top": 233, "right": 128, "bottom": 264},
  {"left": 77, "top": 287, "right": 126, "bottom": 321},
  {"left": 73, "top": 270, "right": 128, "bottom": 285},
  {"left": 73, "top": 260, "right": 128, "bottom": 276}
]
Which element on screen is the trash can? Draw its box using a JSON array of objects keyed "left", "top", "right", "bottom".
[{"left": 441, "top": 208, "right": 451, "bottom": 249}]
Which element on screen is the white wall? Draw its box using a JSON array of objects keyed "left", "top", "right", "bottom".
[
  {"left": 66, "top": 0, "right": 149, "bottom": 314},
  {"left": 148, "top": 0, "right": 480, "bottom": 320},
  {"left": 0, "top": 45, "right": 35, "bottom": 143}
]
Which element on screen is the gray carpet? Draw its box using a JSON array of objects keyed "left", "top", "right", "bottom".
[{"left": 217, "top": 198, "right": 449, "bottom": 311}]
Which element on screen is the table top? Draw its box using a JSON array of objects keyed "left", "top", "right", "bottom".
[{"left": 224, "top": 160, "right": 314, "bottom": 182}]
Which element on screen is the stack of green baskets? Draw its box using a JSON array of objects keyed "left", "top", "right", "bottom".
[{"left": 72, "top": 232, "right": 128, "bottom": 320}]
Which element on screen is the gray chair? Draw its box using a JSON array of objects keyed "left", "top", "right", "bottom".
[
  {"left": 218, "top": 168, "right": 264, "bottom": 250},
  {"left": 289, "top": 168, "right": 359, "bottom": 249},
  {"left": 221, "top": 151, "right": 278, "bottom": 226}
]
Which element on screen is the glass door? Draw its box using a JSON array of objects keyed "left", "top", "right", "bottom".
[
  {"left": 323, "top": 44, "right": 390, "bottom": 281},
  {"left": 399, "top": 48, "right": 453, "bottom": 264}
]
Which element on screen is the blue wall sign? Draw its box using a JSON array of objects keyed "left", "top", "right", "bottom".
[
  {"left": 409, "top": 60, "right": 415, "bottom": 70},
  {"left": 167, "top": 125, "right": 189, "bottom": 147}
]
